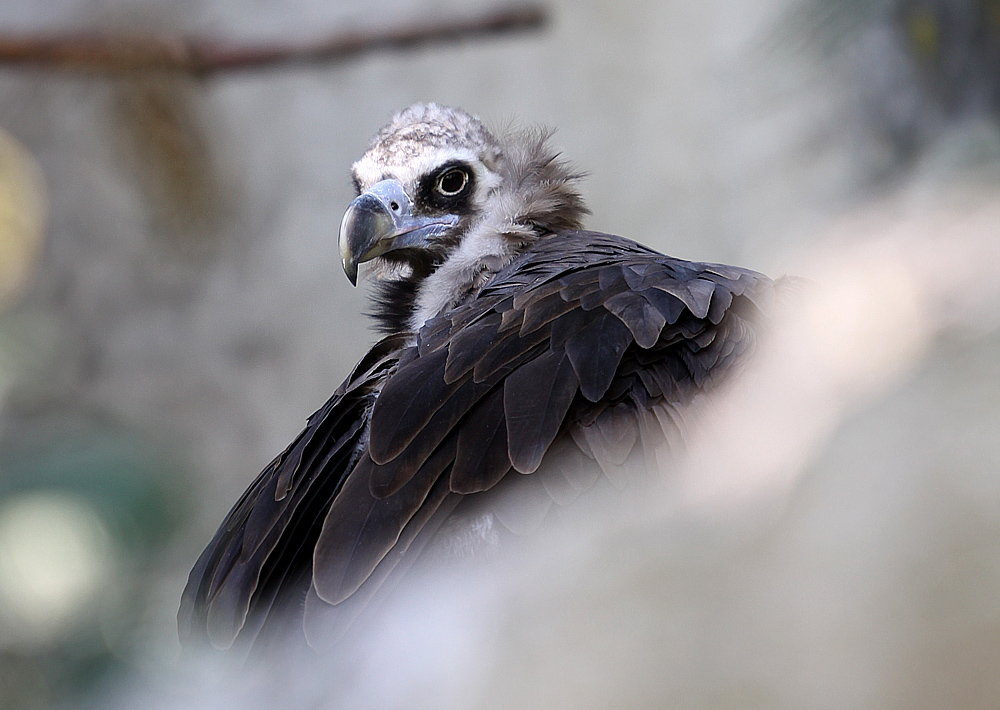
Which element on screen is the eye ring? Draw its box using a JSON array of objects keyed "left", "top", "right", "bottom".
[{"left": 435, "top": 168, "right": 469, "bottom": 197}]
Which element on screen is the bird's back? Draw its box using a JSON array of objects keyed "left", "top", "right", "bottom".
[{"left": 179, "top": 229, "right": 775, "bottom": 654}]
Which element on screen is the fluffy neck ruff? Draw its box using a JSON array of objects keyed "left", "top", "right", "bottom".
[{"left": 369, "top": 128, "right": 589, "bottom": 335}]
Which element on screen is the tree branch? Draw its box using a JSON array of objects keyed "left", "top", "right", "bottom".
[{"left": 0, "top": 4, "right": 547, "bottom": 77}]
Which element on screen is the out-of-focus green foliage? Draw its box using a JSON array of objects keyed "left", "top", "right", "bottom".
[
  {"left": 0, "top": 427, "right": 187, "bottom": 552},
  {"left": 0, "top": 424, "right": 191, "bottom": 707}
]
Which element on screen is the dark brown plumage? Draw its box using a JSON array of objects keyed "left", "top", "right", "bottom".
[{"left": 178, "top": 105, "right": 777, "bottom": 655}]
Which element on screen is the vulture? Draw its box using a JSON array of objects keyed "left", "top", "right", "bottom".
[{"left": 179, "top": 104, "right": 777, "bottom": 654}]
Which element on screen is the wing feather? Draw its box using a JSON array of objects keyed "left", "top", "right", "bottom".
[
  {"left": 304, "top": 479, "right": 463, "bottom": 648},
  {"left": 312, "top": 435, "right": 458, "bottom": 605},
  {"left": 450, "top": 384, "right": 512, "bottom": 494},
  {"left": 368, "top": 346, "right": 453, "bottom": 464},
  {"left": 604, "top": 291, "right": 668, "bottom": 348},
  {"left": 503, "top": 350, "right": 579, "bottom": 473},
  {"left": 368, "top": 377, "right": 491, "bottom": 497},
  {"left": 565, "top": 310, "right": 633, "bottom": 402}
]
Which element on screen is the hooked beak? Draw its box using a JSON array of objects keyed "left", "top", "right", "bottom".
[{"left": 339, "top": 179, "right": 459, "bottom": 286}]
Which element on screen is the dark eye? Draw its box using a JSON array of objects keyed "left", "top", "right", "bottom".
[{"left": 436, "top": 168, "right": 469, "bottom": 197}]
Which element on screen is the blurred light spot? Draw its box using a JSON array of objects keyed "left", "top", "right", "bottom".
[
  {"left": 0, "top": 492, "right": 114, "bottom": 647},
  {"left": 0, "top": 128, "right": 46, "bottom": 308}
]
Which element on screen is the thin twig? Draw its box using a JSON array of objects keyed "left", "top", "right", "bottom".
[{"left": 0, "top": 4, "right": 547, "bottom": 76}]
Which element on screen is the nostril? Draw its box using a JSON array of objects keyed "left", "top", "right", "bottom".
[{"left": 389, "top": 201, "right": 399, "bottom": 212}]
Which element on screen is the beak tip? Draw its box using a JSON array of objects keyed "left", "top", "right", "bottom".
[{"left": 343, "top": 258, "right": 358, "bottom": 287}]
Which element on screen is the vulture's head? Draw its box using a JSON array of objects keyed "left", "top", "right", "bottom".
[{"left": 339, "top": 103, "right": 588, "bottom": 333}]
